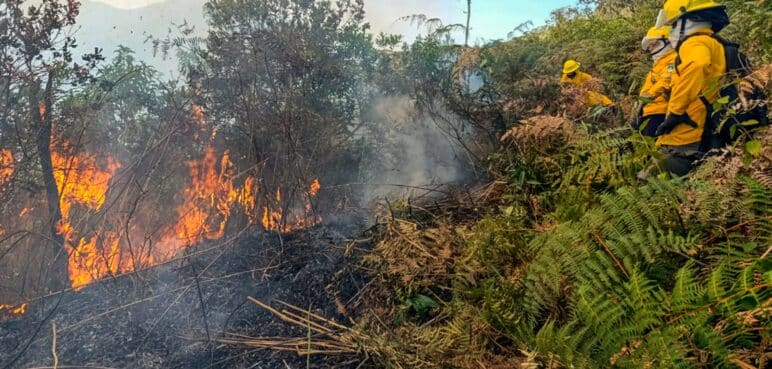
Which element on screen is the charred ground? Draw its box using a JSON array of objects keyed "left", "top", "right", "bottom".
[{"left": 0, "top": 221, "right": 368, "bottom": 369}]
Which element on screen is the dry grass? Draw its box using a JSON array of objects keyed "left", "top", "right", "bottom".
[
  {"left": 217, "top": 297, "right": 359, "bottom": 356},
  {"left": 693, "top": 125, "right": 772, "bottom": 188},
  {"left": 363, "top": 217, "right": 459, "bottom": 291},
  {"left": 501, "top": 115, "right": 576, "bottom": 152}
]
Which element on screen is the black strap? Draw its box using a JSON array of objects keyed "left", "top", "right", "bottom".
[
  {"left": 650, "top": 39, "right": 670, "bottom": 57},
  {"left": 698, "top": 96, "right": 718, "bottom": 152},
  {"left": 674, "top": 32, "right": 714, "bottom": 75}
]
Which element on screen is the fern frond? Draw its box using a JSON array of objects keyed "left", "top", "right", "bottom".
[{"left": 671, "top": 262, "right": 703, "bottom": 313}]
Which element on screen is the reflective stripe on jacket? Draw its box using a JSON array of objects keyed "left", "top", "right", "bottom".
[{"left": 657, "top": 30, "right": 726, "bottom": 147}]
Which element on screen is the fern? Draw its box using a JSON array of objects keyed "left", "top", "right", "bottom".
[
  {"left": 560, "top": 128, "right": 652, "bottom": 190},
  {"left": 359, "top": 142, "right": 770, "bottom": 368},
  {"left": 489, "top": 175, "right": 770, "bottom": 368}
]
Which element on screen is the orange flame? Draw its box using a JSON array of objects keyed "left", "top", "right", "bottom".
[
  {"left": 68, "top": 232, "right": 121, "bottom": 290},
  {"left": 192, "top": 105, "right": 206, "bottom": 127},
  {"left": 0, "top": 149, "right": 13, "bottom": 186},
  {"left": 12, "top": 303, "right": 26, "bottom": 314},
  {"left": 4, "top": 100, "right": 330, "bottom": 309},
  {"left": 0, "top": 303, "right": 26, "bottom": 316},
  {"left": 52, "top": 149, "right": 120, "bottom": 223},
  {"left": 261, "top": 180, "right": 322, "bottom": 233},
  {"left": 0, "top": 103, "right": 325, "bottom": 302},
  {"left": 309, "top": 179, "right": 321, "bottom": 197},
  {"left": 158, "top": 147, "right": 256, "bottom": 255},
  {"left": 51, "top": 146, "right": 122, "bottom": 290}
]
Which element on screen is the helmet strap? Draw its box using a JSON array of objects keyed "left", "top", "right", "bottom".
[
  {"left": 675, "top": 19, "right": 688, "bottom": 50},
  {"left": 650, "top": 39, "right": 670, "bottom": 56}
]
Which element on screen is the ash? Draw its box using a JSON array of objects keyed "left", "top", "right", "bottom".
[{"left": 0, "top": 223, "right": 366, "bottom": 369}]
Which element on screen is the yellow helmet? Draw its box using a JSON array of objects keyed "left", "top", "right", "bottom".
[
  {"left": 662, "top": 0, "right": 724, "bottom": 24},
  {"left": 563, "top": 59, "right": 580, "bottom": 74},
  {"left": 641, "top": 26, "right": 671, "bottom": 51},
  {"left": 645, "top": 26, "right": 671, "bottom": 40}
]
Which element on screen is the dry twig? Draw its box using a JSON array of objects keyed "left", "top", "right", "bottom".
[{"left": 51, "top": 321, "right": 58, "bottom": 369}]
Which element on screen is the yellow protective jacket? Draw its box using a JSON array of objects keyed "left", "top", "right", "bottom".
[
  {"left": 640, "top": 51, "right": 677, "bottom": 117},
  {"left": 561, "top": 71, "right": 615, "bottom": 107},
  {"left": 657, "top": 30, "right": 726, "bottom": 147}
]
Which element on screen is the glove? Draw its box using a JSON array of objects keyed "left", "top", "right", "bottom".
[{"left": 655, "top": 113, "right": 697, "bottom": 136}]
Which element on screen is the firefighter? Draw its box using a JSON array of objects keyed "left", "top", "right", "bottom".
[
  {"left": 654, "top": 0, "right": 729, "bottom": 176},
  {"left": 634, "top": 26, "right": 677, "bottom": 137},
  {"left": 561, "top": 59, "right": 615, "bottom": 108}
]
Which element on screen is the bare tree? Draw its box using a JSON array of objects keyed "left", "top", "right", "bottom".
[{"left": 0, "top": 0, "right": 101, "bottom": 292}]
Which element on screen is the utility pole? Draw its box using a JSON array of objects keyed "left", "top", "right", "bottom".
[{"left": 464, "top": 0, "right": 471, "bottom": 46}]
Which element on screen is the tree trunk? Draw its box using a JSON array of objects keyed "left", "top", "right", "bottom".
[{"left": 32, "top": 72, "right": 69, "bottom": 292}]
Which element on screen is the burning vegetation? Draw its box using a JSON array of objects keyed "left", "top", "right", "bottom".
[
  {"left": 0, "top": 109, "right": 324, "bottom": 295},
  {"left": 0, "top": 149, "right": 12, "bottom": 187},
  {"left": 1, "top": 0, "right": 768, "bottom": 369}
]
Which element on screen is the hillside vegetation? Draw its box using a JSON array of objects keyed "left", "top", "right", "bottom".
[
  {"left": 0, "top": 0, "right": 769, "bottom": 368},
  {"left": 328, "top": 1, "right": 772, "bottom": 368}
]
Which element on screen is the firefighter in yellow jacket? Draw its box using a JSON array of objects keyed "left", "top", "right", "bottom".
[
  {"left": 635, "top": 26, "right": 677, "bottom": 137},
  {"left": 561, "top": 60, "right": 615, "bottom": 108},
  {"left": 654, "top": 0, "right": 729, "bottom": 176}
]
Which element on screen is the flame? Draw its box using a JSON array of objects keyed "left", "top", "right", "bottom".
[
  {"left": 309, "top": 179, "right": 321, "bottom": 197},
  {"left": 68, "top": 232, "right": 121, "bottom": 290},
  {"left": 0, "top": 303, "right": 26, "bottom": 316},
  {"left": 261, "top": 180, "right": 322, "bottom": 233},
  {"left": 158, "top": 147, "right": 256, "bottom": 255},
  {"left": 12, "top": 303, "right": 26, "bottom": 314},
  {"left": 52, "top": 149, "right": 120, "bottom": 223},
  {"left": 51, "top": 145, "right": 123, "bottom": 290},
  {"left": 0, "top": 149, "right": 13, "bottom": 186},
  {"left": 0, "top": 99, "right": 325, "bottom": 302}
]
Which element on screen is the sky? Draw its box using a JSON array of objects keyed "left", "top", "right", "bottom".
[
  {"left": 77, "top": 0, "right": 578, "bottom": 75},
  {"left": 364, "top": 0, "right": 577, "bottom": 43},
  {"left": 89, "top": 0, "right": 166, "bottom": 9},
  {"left": 83, "top": 0, "right": 578, "bottom": 40}
]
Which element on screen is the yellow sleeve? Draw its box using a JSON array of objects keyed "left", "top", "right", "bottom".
[
  {"left": 640, "top": 71, "right": 656, "bottom": 97},
  {"left": 668, "top": 42, "right": 711, "bottom": 115},
  {"left": 648, "top": 69, "right": 671, "bottom": 99}
]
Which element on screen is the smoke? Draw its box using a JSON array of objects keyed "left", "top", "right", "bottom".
[{"left": 362, "top": 95, "right": 475, "bottom": 204}]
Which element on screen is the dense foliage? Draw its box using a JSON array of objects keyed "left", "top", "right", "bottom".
[
  {"left": 0, "top": 0, "right": 768, "bottom": 367},
  {"left": 349, "top": 1, "right": 771, "bottom": 368}
]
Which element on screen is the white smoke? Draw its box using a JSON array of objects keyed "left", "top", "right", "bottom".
[{"left": 362, "top": 95, "right": 474, "bottom": 203}]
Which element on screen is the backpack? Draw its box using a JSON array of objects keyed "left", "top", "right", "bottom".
[{"left": 676, "top": 35, "right": 769, "bottom": 152}]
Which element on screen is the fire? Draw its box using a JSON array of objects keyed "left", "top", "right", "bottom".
[
  {"left": 0, "top": 149, "right": 13, "bottom": 186},
  {"left": 309, "top": 179, "right": 321, "bottom": 197},
  {"left": 12, "top": 303, "right": 26, "bottom": 314},
  {"left": 261, "top": 180, "right": 322, "bottom": 233},
  {"left": 68, "top": 232, "right": 121, "bottom": 290},
  {"left": 51, "top": 146, "right": 123, "bottom": 290},
  {"left": 193, "top": 105, "right": 206, "bottom": 127},
  {"left": 0, "top": 101, "right": 326, "bottom": 306},
  {"left": 158, "top": 147, "right": 257, "bottom": 254},
  {"left": 0, "top": 303, "right": 26, "bottom": 316},
  {"left": 52, "top": 149, "right": 120, "bottom": 224}
]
